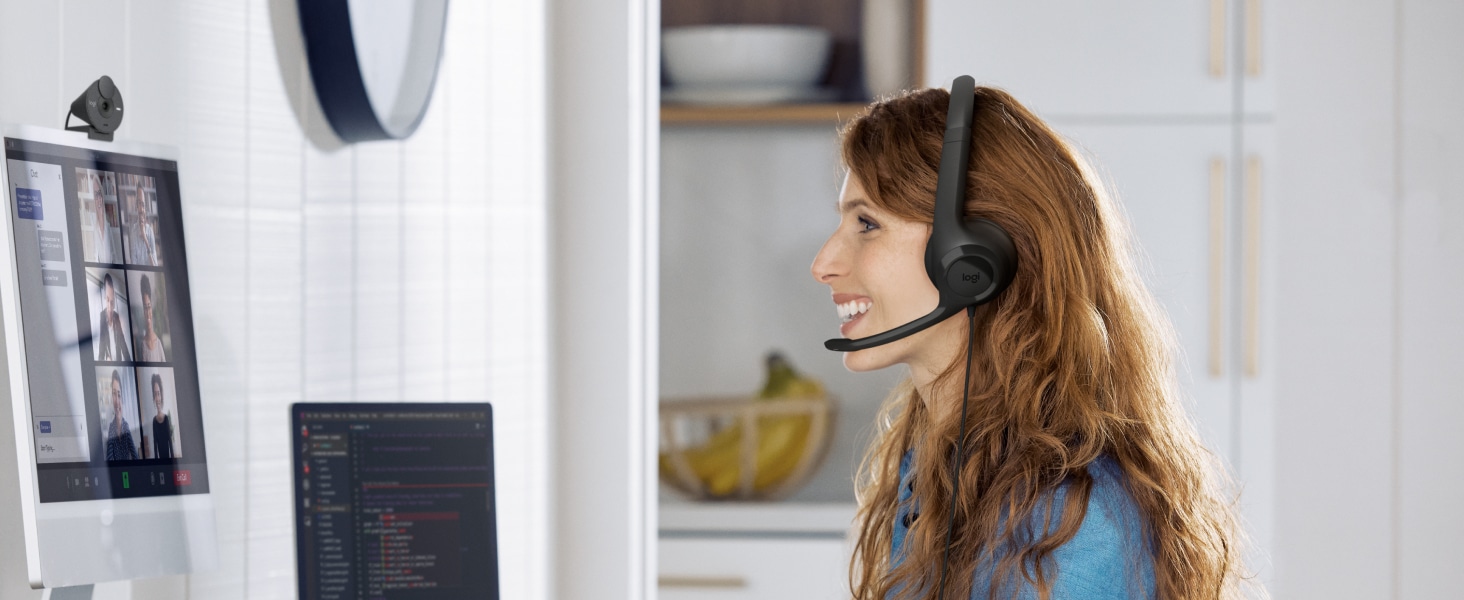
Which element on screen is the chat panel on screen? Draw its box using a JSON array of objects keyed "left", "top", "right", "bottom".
[{"left": 6, "top": 158, "right": 90, "bottom": 464}]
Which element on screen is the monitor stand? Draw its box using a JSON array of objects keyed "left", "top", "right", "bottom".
[{"left": 43, "top": 586, "right": 92, "bottom": 600}]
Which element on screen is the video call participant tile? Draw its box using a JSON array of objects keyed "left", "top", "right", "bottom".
[
  {"left": 95, "top": 366, "right": 142, "bottom": 462},
  {"left": 73, "top": 168, "right": 122, "bottom": 265},
  {"left": 128, "top": 271, "right": 171, "bottom": 363},
  {"left": 86, "top": 267, "right": 133, "bottom": 362},
  {"left": 136, "top": 367, "right": 182, "bottom": 460},
  {"left": 118, "top": 173, "right": 162, "bottom": 267}
]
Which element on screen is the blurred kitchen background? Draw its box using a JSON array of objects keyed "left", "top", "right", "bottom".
[{"left": 655, "top": 1, "right": 1463, "bottom": 599}]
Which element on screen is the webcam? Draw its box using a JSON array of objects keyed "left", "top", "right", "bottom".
[{"left": 66, "top": 75, "right": 124, "bottom": 141}]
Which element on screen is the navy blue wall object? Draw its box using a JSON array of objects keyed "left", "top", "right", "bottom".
[{"left": 297, "top": 0, "right": 449, "bottom": 143}]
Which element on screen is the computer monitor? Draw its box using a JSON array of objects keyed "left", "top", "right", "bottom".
[
  {"left": 292, "top": 403, "right": 499, "bottom": 600},
  {"left": 0, "top": 125, "right": 216, "bottom": 589}
]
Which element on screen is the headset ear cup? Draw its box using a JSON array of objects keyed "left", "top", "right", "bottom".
[
  {"left": 930, "top": 218, "right": 1018, "bottom": 305},
  {"left": 962, "top": 218, "right": 1017, "bottom": 302}
]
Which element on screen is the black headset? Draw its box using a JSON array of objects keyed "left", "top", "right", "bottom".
[
  {"left": 823, "top": 75, "right": 1017, "bottom": 353},
  {"left": 823, "top": 75, "right": 1018, "bottom": 599}
]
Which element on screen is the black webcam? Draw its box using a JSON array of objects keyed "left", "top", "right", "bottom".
[{"left": 66, "top": 75, "right": 124, "bottom": 141}]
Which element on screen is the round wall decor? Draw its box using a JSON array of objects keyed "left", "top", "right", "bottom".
[{"left": 298, "top": 0, "right": 449, "bottom": 143}]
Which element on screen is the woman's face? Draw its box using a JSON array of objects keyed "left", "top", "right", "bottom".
[
  {"left": 110, "top": 377, "right": 122, "bottom": 415},
  {"left": 812, "top": 174, "right": 955, "bottom": 375}
]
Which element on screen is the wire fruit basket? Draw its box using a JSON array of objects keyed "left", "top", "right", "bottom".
[{"left": 658, "top": 393, "right": 835, "bottom": 501}]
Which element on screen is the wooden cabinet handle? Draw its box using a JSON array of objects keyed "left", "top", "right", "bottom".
[
  {"left": 1245, "top": 0, "right": 1262, "bottom": 76},
  {"left": 1243, "top": 156, "right": 1261, "bottom": 377},
  {"left": 659, "top": 575, "right": 749, "bottom": 589},
  {"left": 1209, "top": 157, "right": 1226, "bottom": 378},
  {"left": 1209, "top": 0, "right": 1227, "bottom": 78}
]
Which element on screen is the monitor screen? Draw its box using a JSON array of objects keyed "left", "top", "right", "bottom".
[
  {"left": 3, "top": 136, "right": 208, "bottom": 503},
  {"left": 292, "top": 403, "right": 499, "bottom": 600}
]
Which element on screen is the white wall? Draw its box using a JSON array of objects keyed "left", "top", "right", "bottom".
[
  {"left": 1397, "top": 2, "right": 1464, "bottom": 598},
  {"left": 1272, "top": 1, "right": 1464, "bottom": 597},
  {"left": 549, "top": 0, "right": 659, "bottom": 598},
  {"left": 0, "top": 1, "right": 548, "bottom": 598},
  {"left": 1271, "top": 1, "right": 1398, "bottom": 597}
]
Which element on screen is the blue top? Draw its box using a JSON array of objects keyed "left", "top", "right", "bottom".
[{"left": 889, "top": 452, "right": 1155, "bottom": 599}]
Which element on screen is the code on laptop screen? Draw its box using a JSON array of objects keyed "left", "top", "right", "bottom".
[{"left": 292, "top": 403, "right": 498, "bottom": 600}]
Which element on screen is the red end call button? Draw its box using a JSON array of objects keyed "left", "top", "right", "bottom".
[{"left": 173, "top": 470, "right": 192, "bottom": 486}]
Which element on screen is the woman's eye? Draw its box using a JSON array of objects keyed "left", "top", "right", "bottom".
[{"left": 857, "top": 216, "right": 879, "bottom": 232}]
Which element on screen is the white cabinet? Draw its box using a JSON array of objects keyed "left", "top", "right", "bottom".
[
  {"left": 927, "top": 1, "right": 1243, "bottom": 117},
  {"left": 1240, "top": 0, "right": 1276, "bottom": 115},
  {"left": 927, "top": 0, "right": 1272, "bottom": 119},
  {"left": 1055, "top": 123, "right": 1238, "bottom": 461},
  {"left": 658, "top": 503, "right": 855, "bottom": 600},
  {"left": 1234, "top": 123, "right": 1276, "bottom": 579},
  {"left": 1396, "top": 4, "right": 1464, "bottom": 598},
  {"left": 1055, "top": 123, "right": 1278, "bottom": 583},
  {"left": 658, "top": 538, "right": 850, "bottom": 600}
]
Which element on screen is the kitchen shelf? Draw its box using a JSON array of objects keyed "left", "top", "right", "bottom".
[
  {"left": 659, "top": 0, "right": 925, "bottom": 125},
  {"left": 660, "top": 102, "right": 871, "bottom": 125},
  {"left": 660, "top": 502, "right": 857, "bottom": 536}
]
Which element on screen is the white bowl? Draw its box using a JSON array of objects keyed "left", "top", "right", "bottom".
[{"left": 662, "top": 25, "right": 832, "bottom": 88}]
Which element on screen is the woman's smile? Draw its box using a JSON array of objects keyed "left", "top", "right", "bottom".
[{"left": 833, "top": 292, "right": 874, "bottom": 336}]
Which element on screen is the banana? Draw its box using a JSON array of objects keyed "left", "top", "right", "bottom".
[
  {"left": 660, "top": 351, "right": 827, "bottom": 497},
  {"left": 661, "top": 420, "right": 743, "bottom": 482},
  {"left": 704, "top": 414, "right": 811, "bottom": 496},
  {"left": 758, "top": 353, "right": 797, "bottom": 399}
]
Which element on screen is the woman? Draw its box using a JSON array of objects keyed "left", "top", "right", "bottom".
[
  {"left": 811, "top": 87, "right": 1254, "bottom": 599},
  {"left": 149, "top": 373, "right": 174, "bottom": 459},
  {"left": 137, "top": 274, "right": 167, "bottom": 362}
]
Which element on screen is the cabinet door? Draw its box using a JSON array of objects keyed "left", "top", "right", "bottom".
[
  {"left": 1240, "top": 0, "right": 1275, "bottom": 114},
  {"left": 659, "top": 537, "right": 850, "bottom": 600},
  {"left": 926, "top": 1, "right": 1238, "bottom": 117},
  {"left": 1236, "top": 123, "right": 1275, "bottom": 586},
  {"left": 1053, "top": 123, "right": 1237, "bottom": 462}
]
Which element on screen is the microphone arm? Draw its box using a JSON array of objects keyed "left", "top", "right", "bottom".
[{"left": 823, "top": 302, "right": 965, "bottom": 352}]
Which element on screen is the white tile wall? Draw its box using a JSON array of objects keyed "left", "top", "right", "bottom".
[{"left": 0, "top": 1, "right": 548, "bottom": 598}]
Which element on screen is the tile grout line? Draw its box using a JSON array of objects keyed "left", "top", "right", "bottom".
[
  {"left": 1390, "top": 0, "right": 1405, "bottom": 598},
  {"left": 241, "top": 2, "right": 252, "bottom": 597}
]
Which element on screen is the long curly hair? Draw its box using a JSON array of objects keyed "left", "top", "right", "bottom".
[{"left": 843, "top": 86, "right": 1256, "bottom": 599}]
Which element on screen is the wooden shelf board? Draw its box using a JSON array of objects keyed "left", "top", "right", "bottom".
[{"left": 660, "top": 102, "right": 872, "bottom": 124}]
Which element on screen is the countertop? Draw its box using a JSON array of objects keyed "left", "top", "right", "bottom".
[{"left": 659, "top": 502, "right": 857, "bottom": 537}]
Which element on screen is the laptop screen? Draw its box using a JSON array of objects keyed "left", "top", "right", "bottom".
[{"left": 292, "top": 403, "right": 499, "bottom": 600}]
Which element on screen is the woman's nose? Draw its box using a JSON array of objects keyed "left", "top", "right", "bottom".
[{"left": 810, "top": 234, "right": 845, "bottom": 284}]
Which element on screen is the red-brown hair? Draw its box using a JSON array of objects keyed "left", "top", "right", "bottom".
[{"left": 843, "top": 86, "right": 1258, "bottom": 599}]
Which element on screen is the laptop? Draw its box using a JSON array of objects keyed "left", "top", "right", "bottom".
[{"left": 292, "top": 403, "right": 498, "bottom": 599}]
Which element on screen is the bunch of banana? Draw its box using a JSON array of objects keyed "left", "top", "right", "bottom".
[{"left": 660, "top": 352, "right": 828, "bottom": 498}]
